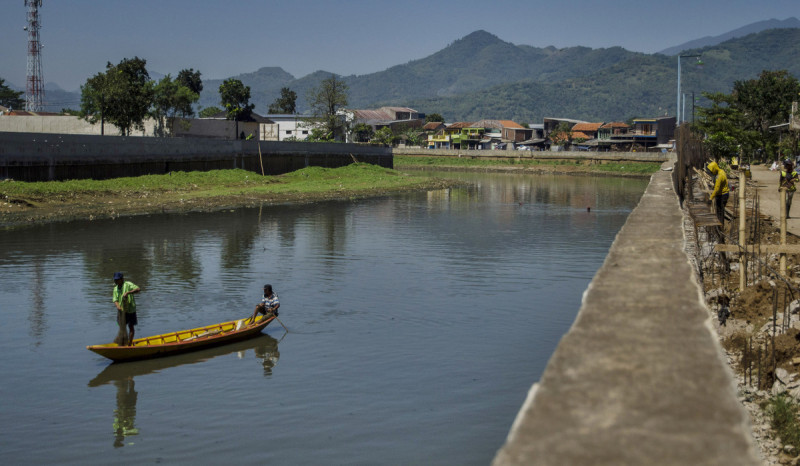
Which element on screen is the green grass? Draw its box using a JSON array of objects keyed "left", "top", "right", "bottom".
[
  {"left": 393, "top": 155, "right": 661, "bottom": 175},
  {"left": 0, "top": 164, "right": 430, "bottom": 199},
  {"left": 766, "top": 394, "right": 800, "bottom": 447}
]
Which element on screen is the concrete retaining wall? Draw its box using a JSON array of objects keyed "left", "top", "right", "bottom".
[
  {"left": 0, "top": 115, "right": 157, "bottom": 136},
  {"left": 393, "top": 147, "right": 668, "bottom": 163},
  {"left": 492, "top": 158, "right": 760, "bottom": 465},
  {"left": 0, "top": 132, "right": 392, "bottom": 181}
]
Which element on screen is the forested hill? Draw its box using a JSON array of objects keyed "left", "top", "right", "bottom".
[
  {"left": 195, "top": 27, "right": 800, "bottom": 123},
  {"left": 405, "top": 27, "right": 800, "bottom": 123}
]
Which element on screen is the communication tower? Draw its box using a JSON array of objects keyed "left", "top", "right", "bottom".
[{"left": 24, "top": 0, "right": 44, "bottom": 112}]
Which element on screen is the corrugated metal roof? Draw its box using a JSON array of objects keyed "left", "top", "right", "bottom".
[
  {"left": 572, "top": 122, "right": 603, "bottom": 132},
  {"left": 600, "top": 121, "right": 630, "bottom": 129},
  {"left": 423, "top": 122, "right": 445, "bottom": 130},
  {"left": 447, "top": 122, "right": 477, "bottom": 129},
  {"left": 472, "top": 119, "right": 525, "bottom": 129}
]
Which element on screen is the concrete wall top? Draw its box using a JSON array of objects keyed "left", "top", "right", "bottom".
[{"left": 492, "top": 159, "right": 760, "bottom": 465}]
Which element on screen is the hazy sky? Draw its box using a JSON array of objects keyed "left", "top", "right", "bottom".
[{"left": 1, "top": 0, "right": 797, "bottom": 99}]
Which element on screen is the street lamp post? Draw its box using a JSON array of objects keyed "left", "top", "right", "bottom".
[{"left": 677, "top": 54, "right": 701, "bottom": 125}]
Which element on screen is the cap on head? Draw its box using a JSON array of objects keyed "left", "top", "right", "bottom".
[
  {"left": 113, "top": 272, "right": 124, "bottom": 280},
  {"left": 263, "top": 284, "right": 272, "bottom": 293}
]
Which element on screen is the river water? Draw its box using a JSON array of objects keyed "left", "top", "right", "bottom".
[{"left": 0, "top": 171, "right": 647, "bottom": 465}]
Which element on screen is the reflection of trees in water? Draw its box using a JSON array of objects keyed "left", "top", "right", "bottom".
[{"left": 112, "top": 377, "right": 138, "bottom": 448}]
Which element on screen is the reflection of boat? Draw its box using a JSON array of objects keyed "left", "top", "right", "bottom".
[
  {"left": 90, "top": 333, "right": 281, "bottom": 449},
  {"left": 89, "top": 333, "right": 281, "bottom": 387},
  {"left": 87, "top": 314, "right": 274, "bottom": 363}
]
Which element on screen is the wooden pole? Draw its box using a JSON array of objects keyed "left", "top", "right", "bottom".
[
  {"left": 781, "top": 188, "right": 787, "bottom": 276},
  {"left": 258, "top": 141, "right": 265, "bottom": 177},
  {"left": 739, "top": 171, "right": 746, "bottom": 291}
]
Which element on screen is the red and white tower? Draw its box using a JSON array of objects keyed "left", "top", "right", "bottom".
[{"left": 24, "top": 0, "right": 44, "bottom": 112}]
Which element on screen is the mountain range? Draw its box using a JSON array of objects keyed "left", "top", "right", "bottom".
[{"left": 19, "top": 18, "right": 800, "bottom": 124}]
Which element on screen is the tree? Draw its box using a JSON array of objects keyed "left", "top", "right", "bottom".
[
  {"left": 695, "top": 70, "right": 800, "bottom": 162},
  {"left": 219, "top": 79, "right": 254, "bottom": 139},
  {"left": 549, "top": 121, "right": 573, "bottom": 146},
  {"left": 219, "top": 78, "right": 254, "bottom": 122},
  {"left": 695, "top": 92, "right": 750, "bottom": 160},
  {"left": 174, "top": 68, "right": 203, "bottom": 117},
  {"left": 425, "top": 113, "right": 444, "bottom": 123},
  {"left": 176, "top": 68, "right": 203, "bottom": 95},
  {"left": 199, "top": 106, "right": 223, "bottom": 118},
  {"left": 268, "top": 87, "right": 297, "bottom": 114},
  {"left": 731, "top": 70, "right": 800, "bottom": 160},
  {"left": 373, "top": 127, "right": 394, "bottom": 146},
  {"left": 306, "top": 74, "right": 349, "bottom": 141},
  {"left": 150, "top": 74, "right": 200, "bottom": 136},
  {"left": 80, "top": 57, "right": 152, "bottom": 136},
  {"left": 351, "top": 123, "right": 374, "bottom": 143},
  {"left": 0, "top": 77, "right": 24, "bottom": 109}
]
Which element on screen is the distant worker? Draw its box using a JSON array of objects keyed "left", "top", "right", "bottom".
[
  {"left": 251, "top": 284, "right": 280, "bottom": 323},
  {"left": 112, "top": 272, "right": 141, "bottom": 345},
  {"left": 707, "top": 161, "right": 730, "bottom": 226},
  {"left": 780, "top": 160, "right": 799, "bottom": 219},
  {"left": 731, "top": 156, "right": 739, "bottom": 170}
]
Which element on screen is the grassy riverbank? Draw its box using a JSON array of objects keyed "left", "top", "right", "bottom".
[
  {"left": 0, "top": 163, "right": 456, "bottom": 229},
  {"left": 394, "top": 155, "right": 662, "bottom": 176},
  {"left": 1, "top": 157, "right": 660, "bottom": 229}
]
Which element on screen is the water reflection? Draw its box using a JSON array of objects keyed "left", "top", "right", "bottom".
[
  {"left": 89, "top": 333, "right": 282, "bottom": 448},
  {"left": 112, "top": 377, "right": 138, "bottom": 448}
]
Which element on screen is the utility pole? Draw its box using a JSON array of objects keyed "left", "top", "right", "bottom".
[{"left": 24, "top": 0, "right": 44, "bottom": 112}]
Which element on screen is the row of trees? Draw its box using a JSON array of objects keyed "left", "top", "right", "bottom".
[
  {"left": 80, "top": 57, "right": 203, "bottom": 136},
  {"left": 77, "top": 57, "right": 354, "bottom": 141},
  {"left": 695, "top": 70, "right": 800, "bottom": 162}
]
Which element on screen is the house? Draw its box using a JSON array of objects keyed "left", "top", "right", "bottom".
[
  {"left": 570, "top": 122, "right": 604, "bottom": 140},
  {"left": 174, "top": 111, "right": 274, "bottom": 139},
  {"left": 423, "top": 121, "right": 446, "bottom": 133},
  {"left": 542, "top": 117, "right": 587, "bottom": 138},
  {"left": 595, "top": 122, "right": 631, "bottom": 150},
  {"left": 260, "top": 114, "right": 314, "bottom": 141},
  {"left": 516, "top": 124, "right": 547, "bottom": 150},
  {"left": 347, "top": 106, "right": 426, "bottom": 139},
  {"left": 630, "top": 117, "right": 676, "bottom": 148},
  {"left": 471, "top": 119, "right": 531, "bottom": 149}
]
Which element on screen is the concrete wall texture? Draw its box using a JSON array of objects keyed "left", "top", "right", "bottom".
[
  {"left": 492, "top": 158, "right": 760, "bottom": 465},
  {"left": 0, "top": 132, "right": 392, "bottom": 181},
  {"left": 0, "top": 115, "right": 157, "bottom": 136}
]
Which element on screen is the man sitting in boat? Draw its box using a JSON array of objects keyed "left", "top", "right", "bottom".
[
  {"left": 113, "top": 272, "right": 141, "bottom": 345},
  {"left": 251, "top": 284, "right": 280, "bottom": 323}
]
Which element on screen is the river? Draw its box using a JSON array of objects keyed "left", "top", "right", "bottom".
[{"left": 0, "top": 171, "right": 647, "bottom": 464}]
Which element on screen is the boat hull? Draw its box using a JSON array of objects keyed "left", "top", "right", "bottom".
[{"left": 87, "top": 315, "right": 274, "bottom": 363}]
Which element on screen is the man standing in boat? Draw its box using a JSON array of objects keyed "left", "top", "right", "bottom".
[
  {"left": 251, "top": 284, "right": 279, "bottom": 323},
  {"left": 113, "top": 272, "right": 141, "bottom": 345}
]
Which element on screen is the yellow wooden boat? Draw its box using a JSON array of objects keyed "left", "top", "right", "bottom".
[{"left": 87, "top": 314, "right": 275, "bottom": 363}]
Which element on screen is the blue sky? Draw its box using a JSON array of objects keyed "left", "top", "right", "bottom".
[{"left": 1, "top": 0, "right": 797, "bottom": 95}]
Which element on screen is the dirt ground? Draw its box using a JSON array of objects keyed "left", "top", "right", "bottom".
[{"left": 698, "top": 163, "right": 800, "bottom": 389}]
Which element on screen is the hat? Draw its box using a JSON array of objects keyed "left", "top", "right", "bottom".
[
  {"left": 263, "top": 284, "right": 272, "bottom": 289},
  {"left": 113, "top": 272, "right": 124, "bottom": 280}
]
